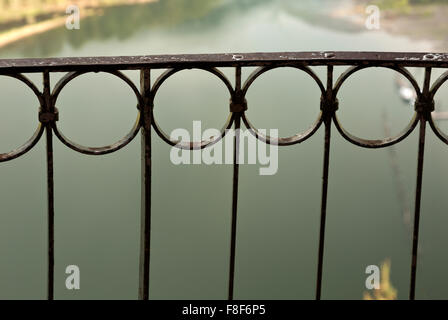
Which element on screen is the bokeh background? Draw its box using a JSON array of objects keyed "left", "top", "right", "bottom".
[{"left": 0, "top": 0, "right": 448, "bottom": 300}]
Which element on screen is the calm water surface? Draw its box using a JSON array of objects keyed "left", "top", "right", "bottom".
[{"left": 1, "top": 0, "right": 448, "bottom": 299}]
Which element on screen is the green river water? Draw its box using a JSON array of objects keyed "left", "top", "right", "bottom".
[{"left": 0, "top": 0, "right": 448, "bottom": 299}]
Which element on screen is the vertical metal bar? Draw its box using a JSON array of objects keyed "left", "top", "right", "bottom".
[
  {"left": 409, "top": 67, "right": 431, "bottom": 300},
  {"left": 139, "top": 68, "right": 152, "bottom": 300},
  {"left": 228, "top": 67, "right": 242, "bottom": 300},
  {"left": 43, "top": 70, "right": 54, "bottom": 300},
  {"left": 409, "top": 116, "right": 425, "bottom": 300},
  {"left": 316, "top": 66, "right": 334, "bottom": 300}
]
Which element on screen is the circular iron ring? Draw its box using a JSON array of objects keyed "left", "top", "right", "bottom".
[
  {"left": 0, "top": 73, "right": 45, "bottom": 162},
  {"left": 332, "top": 65, "right": 421, "bottom": 148},
  {"left": 150, "top": 67, "right": 234, "bottom": 150},
  {"left": 428, "top": 70, "right": 448, "bottom": 145},
  {"left": 241, "top": 65, "right": 326, "bottom": 146},
  {"left": 51, "top": 70, "right": 143, "bottom": 155}
]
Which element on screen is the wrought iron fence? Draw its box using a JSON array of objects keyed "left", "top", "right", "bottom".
[{"left": 1, "top": 52, "right": 448, "bottom": 300}]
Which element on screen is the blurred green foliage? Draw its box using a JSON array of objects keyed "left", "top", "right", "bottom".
[
  {"left": 0, "top": 0, "right": 156, "bottom": 26},
  {"left": 0, "top": 0, "right": 231, "bottom": 56},
  {"left": 374, "top": 0, "right": 447, "bottom": 9}
]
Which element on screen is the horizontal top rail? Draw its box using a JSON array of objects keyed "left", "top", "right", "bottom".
[{"left": 2, "top": 51, "right": 448, "bottom": 73}]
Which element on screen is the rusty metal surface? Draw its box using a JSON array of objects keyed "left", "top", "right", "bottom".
[
  {"left": 409, "top": 67, "right": 433, "bottom": 300},
  {"left": 228, "top": 68, "right": 243, "bottom": 301},
  {"left": 42, "top": 71, "right": 54, "bottom": 300},
  {"left": 315, "top": 66, "right": 335, "bottom": 300},
  {"left": 2, "top": 52, "right": 448, "bottom": 74},
  {"left": 1, "top": 52, "right": 448, "bottom": 300},
  {"left": 139, "top": 69, "right": 152, "bottom": 300}
]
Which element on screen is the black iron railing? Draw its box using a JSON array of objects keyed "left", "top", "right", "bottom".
[{"left": 1, "top": 52, "right": 448, "bottom": 300}]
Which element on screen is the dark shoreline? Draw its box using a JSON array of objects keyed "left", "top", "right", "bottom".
[{"left": 0, "top": 0, "right": 158, "bottom": 49}]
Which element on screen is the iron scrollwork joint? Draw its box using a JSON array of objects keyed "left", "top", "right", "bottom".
[
  {"left": 230, "top": 91, "right": 248, "bottom": 113},
  {"left": 414, "top": 97, "right": 434, "bottom": 121},
  {"left": 39, "top": 107, "right": 59, "bottom": 123},
  {"left": 320, "top": 96, "right": 339, "bottom": 115}
]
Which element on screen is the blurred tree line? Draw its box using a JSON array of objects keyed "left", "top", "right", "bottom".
[
  {"left": 409, "top": 0, "right": 446, "bottom": 3},
  {"left": 0, "top": 0, "right": 156, "bottom": 27},
  {"left": 1, "top": 0, "right": 227, "bottom": 56},
  {"left": 374, "top": 0, "right": 447, "bottom": 8}
]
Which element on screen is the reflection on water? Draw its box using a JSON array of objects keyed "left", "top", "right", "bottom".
[
  {"left": 0, "top": 0, "right": 381, "bottom": 57},
  {"left": 0, "top": 0, "right": 448, "bottom": 300},
  {"left": 2, "top": 0, "right": 263, "bottom": 57}
]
